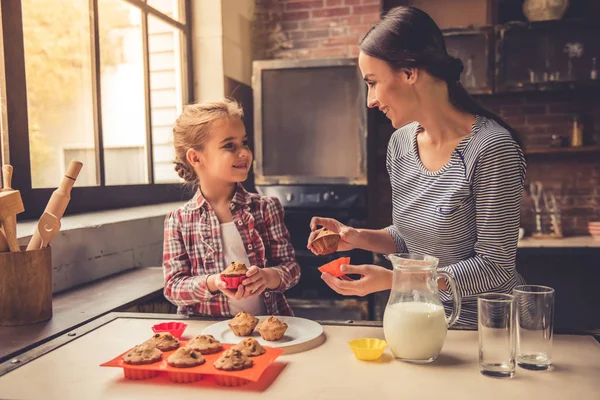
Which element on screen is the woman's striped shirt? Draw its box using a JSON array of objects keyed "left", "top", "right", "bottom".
[{"left": 384, "top": 115, "right": 527, "bottom": 325}]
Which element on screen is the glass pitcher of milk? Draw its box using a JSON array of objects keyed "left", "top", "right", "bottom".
[{"left": 383, "top": 253, "right": 461, "bottom": 363}]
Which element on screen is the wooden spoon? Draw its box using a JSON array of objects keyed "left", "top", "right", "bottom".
[{"left": 35, "top": 212, "right": 61, "bottom": 249}]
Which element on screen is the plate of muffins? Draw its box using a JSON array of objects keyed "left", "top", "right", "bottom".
[{"left": 202, "top": 312, "right": 324, "bottom": 351}]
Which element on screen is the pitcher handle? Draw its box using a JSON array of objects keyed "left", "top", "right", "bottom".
[{"left": 438, "top": 271, "right": 462, "bottom": 327}]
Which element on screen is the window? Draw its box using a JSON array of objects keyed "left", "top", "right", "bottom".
[{"left": 1, "top": 0, "right": 192, "bottom": 219}]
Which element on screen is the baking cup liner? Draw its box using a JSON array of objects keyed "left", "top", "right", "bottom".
[
  {"left": 152, "top": 322, "right": 187, "bottom": 339},
  {"left": 318, "top": 257, "right": 350, "bottom": 278},
  {"left": 220, "top": 274, "right": 246, "bottom": 289},
  {"left": 348, "top": 338, "right": 387, "bottom": 361},
  {"left": 168, "top": 371, "right": 204, "bottom": 383},
  {"left": 123, "top": 367, "right": 160, "bottom": 380},
  {"left": 213, "top": 374, "right": 251, "bottom": 387}
]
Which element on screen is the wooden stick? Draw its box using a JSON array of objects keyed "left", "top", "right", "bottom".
[
  {"left": 0, "top": 226, "right": 8, "bottom": 253},
  {"left": 26, "top": 161, "right": 83, "bottom": 251},
  {"left": 1, "top": 165, "right": 17, "bottom": 251}
]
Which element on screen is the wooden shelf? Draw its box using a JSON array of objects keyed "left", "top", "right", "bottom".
[{"left": 523, "top": 146, "right": 600, "bottom": 155}]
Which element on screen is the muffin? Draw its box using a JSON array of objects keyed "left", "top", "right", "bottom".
[
  {"left": 167, "top": 347, "right": 205, "bottom": 368},
  {"left": 186, "top": 334, "right": 223, "bottom": 355},
  {"left": 234, "top": 337, "right": 266, "bottom": 357},
  {"left": 228, "top": 311, "right": 259, "bottom": 337},
  {"left": 214, "top": 348, "right": 253, "bottom": 371},
  {"left": 122, "top": 343, "right": 162, "bottom": 365},
  {"left": 144, "top": 332, "right": 180, "bottom": 351},
  {"left": 310, "top": 229, "right": 340, "bottom": 255},
  {"left": 220, "top": 261, "right": 249, "bottom": 289},
  {"left": 256, "top": 316, "right": 288, "bottom": 341}
]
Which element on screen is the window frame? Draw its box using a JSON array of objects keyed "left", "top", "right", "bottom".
[{"left": 1, "top": 0, "right": 194, "bottom": 220}]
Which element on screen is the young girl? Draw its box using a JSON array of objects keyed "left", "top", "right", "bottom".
[{"left": 162, "top": 99, "right": 300, "bottom": 317}]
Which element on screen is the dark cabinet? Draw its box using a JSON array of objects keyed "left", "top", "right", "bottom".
[{"left": 444, "top": 27, "right": 495, "bottom": 94}]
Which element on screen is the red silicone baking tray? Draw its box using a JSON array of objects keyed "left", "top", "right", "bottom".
[{"left": 100, "top": 342, "right": 283, "bottom": 385}]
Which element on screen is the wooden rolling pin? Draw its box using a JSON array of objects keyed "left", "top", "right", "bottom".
[{"left": 26, "top": 160, "right": 83, "bottom": 251}]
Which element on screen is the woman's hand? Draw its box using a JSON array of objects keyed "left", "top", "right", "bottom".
[
  {"left": 307, "top": 216, "right": 361, "bottom": 254},
  {"left": 321, "top": 264, "right": 393, "bottom": 297}
]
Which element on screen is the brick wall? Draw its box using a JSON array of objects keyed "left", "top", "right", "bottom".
[
  {"left": 370, "top": 92, "right": 600, "bottom": 237},
  {"left": 253, "top": 0, "right": 600, "bottom": 237},
  {"left": 253, "top": 0, "right": 382, "bottom": 60},
  {"left": 482, "top": 92, "right": 600, "bottom": 236}
]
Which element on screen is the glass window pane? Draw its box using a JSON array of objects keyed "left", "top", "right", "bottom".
[
  {"left": 22, "top": 0, "right": 98, "bottom": 188},
  {"left": 148, "top": 15, "right": 184, "bottom": 184},
  {"left": 99, "top": 0, "right": 149, "bottom": 185},
  {"left": 146, "top": 0, "right": 183, "bottom": 23}
]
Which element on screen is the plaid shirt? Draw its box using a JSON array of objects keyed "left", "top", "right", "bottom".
[{"left": 162, "top": 183, "right": 300, "bottom": 317}]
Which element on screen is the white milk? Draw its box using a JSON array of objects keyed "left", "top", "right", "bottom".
[{"left": 383, "top": 302, "right": 448, "bottom": 361}]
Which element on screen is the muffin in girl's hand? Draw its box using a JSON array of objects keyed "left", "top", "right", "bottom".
[
  {"left": 234, "top": 337, "right": 266, "bottom": 357},
  {"left": 220, "top": 261, "right": 249, "bottom": 289},
  {"left": 144, "top": 332, "right": 180, "bottom": 351},
  {"left": 310, "top": 229, "right": 341, "bottom": 255},
  {"left": 122, "top": 343, "right": 162, "bottom": 365},
  {"left": 167, "top": 347, "right": 205, "bottom": 368},
  {"left": 186, "top": 334, "right": 223, "bottom": 355},
  {"left": 228, "top": 311, "right": 259, "bottom": 337},
  {"left": 256, "top": 316, "right": 288, "bottom": 341}
]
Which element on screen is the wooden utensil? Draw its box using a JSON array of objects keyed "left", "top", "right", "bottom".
[
  {"left": 0, "top": 190, "right": 24, "bottom": 252},
  {"left": 1, "top": 165, "right": 16, "bottom": 252},
  {"left": 0, "top": 226, "right": 8, "bottom": 253},
  {"left": 27, "top": 160, "right": 82, "bottom": 251},
  {"left": 529, "top": 181, "right": 543, "bottom": 234},
  {"left": 34, "top": 212, "right": 61, "bottom": 249}
]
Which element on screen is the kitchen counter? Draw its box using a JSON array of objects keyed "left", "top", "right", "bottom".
[
  {"left": 0, "top": 267, "right": 164, "bottom": 364},
  {"left": 0, "top": 313, "right": 598, "bottom": 399},
  {"left": 518, "top": 235, "right": 600, "bottom": 248}
]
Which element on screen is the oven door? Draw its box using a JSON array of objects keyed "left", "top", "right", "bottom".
[{"left": 280, "top": 207, "right": 375, "bottom": 320}]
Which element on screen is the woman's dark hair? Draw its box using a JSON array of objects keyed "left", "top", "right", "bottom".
[{"left": 360, "top": 6, "right": 522, "bottom": 147}]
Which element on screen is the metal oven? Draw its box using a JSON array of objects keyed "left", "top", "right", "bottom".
[{"left": 252, "top": 59, "right": 374, "bottom": 320}]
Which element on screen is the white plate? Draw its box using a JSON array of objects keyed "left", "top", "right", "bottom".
[{"left": 201, "top": 316, "right": 323, "bottom": 350}]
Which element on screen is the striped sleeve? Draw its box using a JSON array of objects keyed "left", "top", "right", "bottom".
[
  {"left": 439, "top": 138, "right": 525, "bottom": 299},
  {"left": 162, "top": 210, "right": 216, "bottom": 305},
  {"left": 385, "top": 127, "right": 409, "bottom": 253},
  {"left": 262, "top": 196, "right": 301, "bottom": 293},
  {"left": 384, "top": 225, "right": 409, "bottom": 253}
]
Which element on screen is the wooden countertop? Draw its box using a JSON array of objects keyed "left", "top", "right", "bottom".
[
  {"left": 0, "top": 314, "right": 598, "bottom": 399},
  {"left": 518, "top": 235, "right": 600, "bottom": 248},
  {"left": 0, "top": 267, "right": 164, "bottom": 363}
]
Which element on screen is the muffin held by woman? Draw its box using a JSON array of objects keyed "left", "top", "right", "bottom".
[
  {"left": 214, "top": 348, "right": 253, "bottom": 371},
  {"left": 167, "top": 347, "right": 205, "bottom": 368},
  {"left": 310, "top": 229, "right": 341, "bottom": 255},
  {"left": 186, "top": 334, "right": 223, "bottom": 355},
  {"left": 144, "top": 332, "right": 180, "bottom": 351},
  {"left": 228, "top": 311, "right": 259, "bottom": 337},
  {"left": 234, "top": 337, "right": 266, "bottom": 357},
  {"left": 122, "top": 343, "right": 162, "bottom": 365},
  {"left": 256, "top": 316, "right": 288, "bottom": 341},
  {"left": 220, "top": 261, "right": 249, "bottom": 289}
]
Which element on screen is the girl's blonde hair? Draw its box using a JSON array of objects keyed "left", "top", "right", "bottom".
[{"left": 173, "top": 98, "right": 244, "bottom": 183}]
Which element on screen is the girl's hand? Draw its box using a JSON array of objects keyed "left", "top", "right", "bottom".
[
  {"left": 321, "top": 264, "right": 393, "bottom": 297},
  {"left": 307, "top": 216, "right": 361, "bottom": 254},
  {"left": 213, "top": 274, "right": 247, "bottom": 300},
  {"left": 241, "top": 266, "right": 281, "bottom": 298},
  {"left": 212, "top": 267, "right": 281, "bottom": 299}
]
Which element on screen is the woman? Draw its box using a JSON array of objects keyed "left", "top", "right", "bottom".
[{"left": 307, "top": 6, "right": 526, "bottom": 325}]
